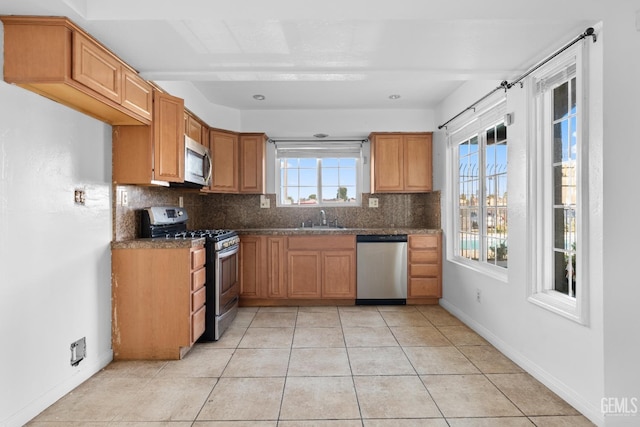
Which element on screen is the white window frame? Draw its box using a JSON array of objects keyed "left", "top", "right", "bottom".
[
  {"left": 275, "top": 142, "right": 363, "bottom": 207},
  {"left": 527, "top": 43, "right": 589, "bottom": 324},
  {"left": 446, "top": 98, "right": 509, "bottom": 281}
]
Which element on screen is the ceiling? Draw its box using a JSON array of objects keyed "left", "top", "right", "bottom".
[{"left": 1, "top": 0, "right": 599, "bottom": 111}]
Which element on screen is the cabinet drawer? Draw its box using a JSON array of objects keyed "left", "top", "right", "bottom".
[
  {"left": 410, "top": 250, "right": 439, "bottom": 263},
  {"left": 410, "top": 263, "right": 440, "bottom": 277},
  {"left": 191, "top": 266, "right": 206, "bottom": 291},
  {"left": 191, "top": 305, "right": 206, "bottom": 343},
  {"left": 287, "top": 235, "right": 355, "bottom": 250},
  {"left": 191, "top": 247, "right": 206, "bottom": 269},
  {"left": 192, "top": 285, "right": 206, "bottom": 311},
  {"left": 409, "top": 235, "right": 439, "bottom": 250},
  {"left": 409, "top": 278, "right": 441, "bottom": 297}
]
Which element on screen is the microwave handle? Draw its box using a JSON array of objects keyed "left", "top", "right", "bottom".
[{"left": 205, "top": 151, "right": 213, "bottom": 185}]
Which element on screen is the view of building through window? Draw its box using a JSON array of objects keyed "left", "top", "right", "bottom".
[
  {"left": 279, "top": 158, "right": 358, "bottom": 205},
  {"left": 458, "top": 122, "right": 508, "bottom": 268},
  {"left": 552, "top": 76, "right": 578, "bottom": 297}
]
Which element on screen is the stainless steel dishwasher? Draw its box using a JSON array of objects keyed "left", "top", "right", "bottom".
[{"left": 356, "top": 234, "right": 408, "bottom": 305}]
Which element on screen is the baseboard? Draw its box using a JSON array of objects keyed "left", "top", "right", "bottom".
[
  {"left": 439, "top": 299, "right": 604, "bottom": 427},
  {"left": 3, "top": 349, "right": 113, "bottom": 427}
]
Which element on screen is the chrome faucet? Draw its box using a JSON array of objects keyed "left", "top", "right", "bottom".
[{"left": 320, "top": 209, "right": 327, "bottom": 226}]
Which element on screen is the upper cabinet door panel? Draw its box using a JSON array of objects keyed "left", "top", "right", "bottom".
[
  {"left": 239, "top": 133, "right": 266, "bottom": 194},
  {"left": 72, "top": 31, "right": 121, "bottom": 103},
  {"left": 404, "top": 134, "right": 432, "bottom": 192},
  {"left": 121, "top": 69, "right": 152, "bottom": 121},
  {"left": 372, "top": 134, "right": 404, "bottom": 192},
  {"left": 153, "top": 91, "right": 185, "bottom": 183},
  {"left": 209, "top": 130, "right": 239, "bottom": 193}
]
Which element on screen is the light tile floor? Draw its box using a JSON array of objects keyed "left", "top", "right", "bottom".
[{"left": 28, "top": 305, "right": 596, "bottom": 426}]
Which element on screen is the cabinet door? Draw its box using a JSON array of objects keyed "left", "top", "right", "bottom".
[
  {"left": 72, "top": 31, "right": 121, "bottom": 103},
  {"left": 267, "top": 237, "right": 287, "bottom": 298},
  {"left": 239, "top": 133, "right": 266, "bottom": 194},
  {"left": 404, "top": 134, "right": 432, "bottom": 192},
  {"left": 322, "top": 250, "right": 356, "bottom": 298},
  {"left": 153, "top": 91, "right": 185, "bottom": 182},
  {"left": 121, "top": 69, "right": 152, "bottom": 121},
  {"left": 185, "top": 113, "right": 204, "bottom": 143},
  {"left": 239, "top": 236, "right": 264, "bottom": 298},
  {"left": 287, "top": 251, "right": 322, "bottom": 298},
  {"left": 372, "top": 134, "right": 404, "bottom": 192},
  {"left": 210, "top": 130, "right": 239, "bottom": 193}
]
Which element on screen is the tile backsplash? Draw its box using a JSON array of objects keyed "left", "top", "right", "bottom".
[{"left": 114, "top": 185, "right": 441, "bottom": 240}]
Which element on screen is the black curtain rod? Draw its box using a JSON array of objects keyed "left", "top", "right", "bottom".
[{"left": 437, "top": 27, "right": 597, "bottom": 130}]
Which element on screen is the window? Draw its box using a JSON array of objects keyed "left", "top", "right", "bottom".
[
  {"left": 275, "top": 141, "right": 362, "bottom": 206},
  {"left": 528, "top": 43, "right": 588, "bottom": 323},
  {"left": 449, "top": 99, "right": 508, "bottom": 275}
]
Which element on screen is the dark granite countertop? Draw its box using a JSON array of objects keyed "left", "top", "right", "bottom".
[
  {"left": 235, "top": 228, "right": 442, "bottom": 236},
  {"left": 111, "top": 237, "right": 206, "bottom": 250}
]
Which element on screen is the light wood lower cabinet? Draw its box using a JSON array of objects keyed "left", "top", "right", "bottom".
[
  {"left": 239, "top": 236, "right": 286, "bottom": 301},
  {"left": 111, "top": 244, "right": 206, "bottom": 360},
  {"left": 239, "top": 235, "right": 356, "bottom": 304},
  {"left": 287, "top": 235, "right": 356, "bottom": 300},
  {"left": 408, "top": 234, "right": 442, "bottom": 303}
]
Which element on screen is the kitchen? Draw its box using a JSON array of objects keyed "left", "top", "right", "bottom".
[{"left": 0, "top": 1, "right": 637, "bottom": 426}]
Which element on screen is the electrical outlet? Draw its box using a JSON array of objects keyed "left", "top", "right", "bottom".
[
  {"left": 70, "top": 337, "right": 86, "bottom": 367},
  {"left": 369, "top": 198, "right": 379, "bottom": 208},
  {"left": 476, "top": 288, "right": 481, "bottom": 303},
  {"left": 74, "top": 189, "right": 85, "bottom": 205},
  {"left": 179, "top": 196, "right": 184, "bottom": 208},
  {"left": 121, "top": 190, "right": 128, "bottom": 206},
  {"left": 260, "top": 195, "right": 270, "bottom": 208}
]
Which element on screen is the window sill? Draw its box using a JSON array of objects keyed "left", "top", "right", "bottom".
[
  {"left": 448, "top": 255, "right": 508, "bottom": 283},
  {"left": 528, "top": 290, "right": 587, "bottom": 325}
]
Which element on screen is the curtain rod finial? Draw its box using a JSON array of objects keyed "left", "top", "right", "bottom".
[{"left": 584, "top": 27, "right": 597, "bottom": 43}]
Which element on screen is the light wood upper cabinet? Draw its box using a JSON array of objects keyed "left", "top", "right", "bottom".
[
  {"left": 113, "top": 89, "right": 185, "bottom": 185},
  {"left": 185, "top": 111, "right": 206, "bottom": 144},
  {"left": 153, "top": 91, "right": 185, "bottom": 182},
  {"left": 0, "top": 16, "right": 152, "bottom": 125},
  {"left": 239, "top": 133, "right": 267, "bottom": 194},
  {"left": 370, "top": 132, "right": 433, "bottom": 193},
  {"left": 209, "top": 130, "right": 239, "bottom": 193}
]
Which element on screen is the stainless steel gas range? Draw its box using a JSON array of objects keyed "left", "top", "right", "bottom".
[{"left": 141, "top": 206, "right": 239, "bottom": 341}]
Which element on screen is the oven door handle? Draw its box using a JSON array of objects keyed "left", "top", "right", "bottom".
[{"left": 217, "top": 243, "right": 239, "bottom": 258}]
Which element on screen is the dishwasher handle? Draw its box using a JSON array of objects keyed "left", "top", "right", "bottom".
[{"left": 356, "top": 234, "right": 408, "bottom": 243}]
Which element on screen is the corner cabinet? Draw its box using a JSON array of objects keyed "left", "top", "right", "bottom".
[
  {"left": 111, "top": 244, "right": 206, "bottom": 360},
  {"left": 113, "top": 90, "right": 185, "bottom": 185},
  {"left": 408, "top": 234, "right": 442, "bottom": 303},
  {"left": 1, "top": 16, "right": 152, "bottom": 125},
  {"left": 370, "top": 132, "right": 433, "bottom": 193},
  {"left": 206, "top": 131, "right": 267, "bottom": 194}
]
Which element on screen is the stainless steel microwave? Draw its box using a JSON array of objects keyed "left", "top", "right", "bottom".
[{"left": 184, "top": 135, "right": 212, "bottom": 187}]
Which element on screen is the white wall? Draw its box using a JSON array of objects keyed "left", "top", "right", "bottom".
[
  {"left": 600, "top": 2, "right": 640, "bottom": 426},
  {"left": 153, "top": 80, "right": 242, "bottom": 131},
  {"left": 241, "top": 108, "right": 435, "bottom": 137},
  {"left": 434, "top": 7, "right": 640, "bottom": 425},
  {"left": 0, "top": 32, "right": 113, "bottom": 425}
]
